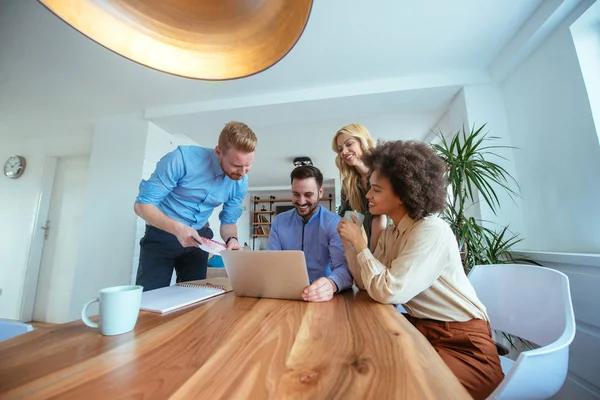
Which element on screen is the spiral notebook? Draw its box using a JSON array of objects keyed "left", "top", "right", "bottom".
[{"left": 140, "top": 278, "right": 233, "bottom": 314}]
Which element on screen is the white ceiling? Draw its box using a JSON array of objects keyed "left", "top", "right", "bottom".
[
  {"left": 151, "top": 85, "right": 461, "bottom": 186},
  {"left": 151, "top": 86, "right": 461, "bottom": 136},
  {"left": 0, "top": 0, "right": 541, "bottom": 125},
  {"left": 0, "top": 0, "right": 545, "bottom": 185}
]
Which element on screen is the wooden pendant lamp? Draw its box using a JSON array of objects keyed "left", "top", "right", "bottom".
[{"left": 38, "top": 0, "right": 313, "bottom": 80}]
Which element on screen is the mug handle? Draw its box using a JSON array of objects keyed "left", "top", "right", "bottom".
[{"left": 81, "top": 298, "right": 99, "bottom": 328}]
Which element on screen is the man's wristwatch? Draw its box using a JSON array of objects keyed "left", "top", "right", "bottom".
[{"left": 225, "top": 236, "right": 238, "bottom": 246}]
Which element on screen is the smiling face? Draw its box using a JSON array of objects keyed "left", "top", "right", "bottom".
[
  {"left": 216, "top": 146, "right": 254, "bottom": 180},
  {"left": 366, "top": 169, "right": 405, "bottom": 219},
  {"left": 291, "top": 177, "right": 323, "bottom": 221},
  {"left": 336, "top": 133, "right": 365, "bottom": 167}
]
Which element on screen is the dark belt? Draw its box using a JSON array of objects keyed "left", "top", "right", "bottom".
[{"left": 146, "top": 221, "right": 209, "bottom": 231}]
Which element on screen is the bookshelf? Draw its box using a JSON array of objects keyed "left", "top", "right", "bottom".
[
  {"left": 251, "top": 194, "right": 334, "bottom": 250},
  {"left": 252, "top": 197, "right": 274, "bottom": 249}
]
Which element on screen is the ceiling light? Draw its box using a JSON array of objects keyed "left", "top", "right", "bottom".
[
  {"left": 38, "top": 0, "right": 313, "bottom": 80},
  {"left": 293, "top": 157, "right": 313, "bottom": 167}
]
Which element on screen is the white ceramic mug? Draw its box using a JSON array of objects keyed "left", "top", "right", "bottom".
[
  {"left": 81, "top": 285, "right": 143, "bottom": 336},
  {"left": 344, "top": 210, "right": 365, "bottom": 226}
]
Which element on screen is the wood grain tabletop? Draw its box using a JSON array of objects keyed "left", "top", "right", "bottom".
[{"left": 0, "top": 287, "right": 471, "bottom": 399}]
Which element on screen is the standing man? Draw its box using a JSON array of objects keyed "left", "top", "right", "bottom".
[
  {"left": 134, "top": 121, "right": 257, "bottom": 291},
  {"left": 267, "top": 166, "right": 352, "bottom": 302}
]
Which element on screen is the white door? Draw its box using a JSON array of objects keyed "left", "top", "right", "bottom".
[{"left": 32, "top": 157, "right": 89, "bottom": 323}]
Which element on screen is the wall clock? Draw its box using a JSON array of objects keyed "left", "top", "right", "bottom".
[{"left": 4, "top": 155, "right": 26, "bottom": 179}]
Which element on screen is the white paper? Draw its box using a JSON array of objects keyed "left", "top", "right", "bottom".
[
  {"left": 140, "top": 285, "right": 224, "bottom": 314},
  {"left": 196, "top": 237, "right": 226, "bottom": 255}
]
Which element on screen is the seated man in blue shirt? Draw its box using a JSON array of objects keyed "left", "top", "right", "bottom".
[
  {"left": 267, "top": 166, "right": 352, "bottom": 302},
  {"left": 134, "top": 121, "right": 257, "bottom": 291}
]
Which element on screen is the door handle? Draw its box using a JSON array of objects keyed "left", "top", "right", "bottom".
[{"left": 41, "top": 221, "right": 50, "bottom": 240}]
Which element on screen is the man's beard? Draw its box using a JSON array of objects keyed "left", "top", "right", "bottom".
[
  {"left": 219, "top": 159, "right": 243, "bottom": 180},
  {"left": 294, "top": 202, "right": 318, "bottom": 219}
]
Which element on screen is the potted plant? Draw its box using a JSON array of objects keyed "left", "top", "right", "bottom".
[{"left": 431, "top": 124, "right": 534, "bottom": 274}]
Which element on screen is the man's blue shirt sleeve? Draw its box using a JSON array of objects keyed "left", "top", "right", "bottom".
[
  {"left": 219, "top": 178, "right": 248, "bottom": 225},
  {"left": 136, "top": 147, "right": 185, "bottom": 206}
]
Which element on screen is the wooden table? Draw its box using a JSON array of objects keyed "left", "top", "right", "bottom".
[{"left": 0, "top": 288, "right": 471, "bottom": 399}]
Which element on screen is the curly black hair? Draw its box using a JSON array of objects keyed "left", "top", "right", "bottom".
[{"left": 363, "top": 140, "right": 448, "bottom": 220}]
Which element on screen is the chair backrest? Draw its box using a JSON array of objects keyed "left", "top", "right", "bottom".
[
  {"left": 468, "top": 264, "right": 574, "bottom": 347},
  {"left": 0, "top": 320, "right": 33, "bottom": 342},
  {"left": 468, "top": 264, "right": 576, "bottom": 399}
]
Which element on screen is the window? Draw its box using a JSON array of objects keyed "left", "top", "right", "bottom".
[{"left": 571, "top": 1, "right": 600, "bottom": 141}]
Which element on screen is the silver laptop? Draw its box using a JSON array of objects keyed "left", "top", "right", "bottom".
[{"left": 220, "top": 250, "right": 310, "bottom": 300}]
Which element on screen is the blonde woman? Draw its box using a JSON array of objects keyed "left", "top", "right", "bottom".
[{"left": 333, "top": 124, "right": 387, "bottom": 252}]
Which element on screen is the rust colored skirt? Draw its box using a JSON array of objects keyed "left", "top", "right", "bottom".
[{"left": 405, "top": 315, "right": 504, "bottom": 400}]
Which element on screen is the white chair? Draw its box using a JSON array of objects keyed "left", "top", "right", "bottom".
[
  {"left": 468, "top": 264, "right": 576, "bottom": 400},
  {"left": 0, "top": 320, "right": 33, "bottom": 342}
]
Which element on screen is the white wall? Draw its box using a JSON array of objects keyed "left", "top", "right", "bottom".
[
  {"left": 0, "top": 129, "right": 92, "bottom": 320},
  {"left": 428, "top": 89, "right": 468, "bottom": 143},
  {"left": 462, "top": 85, "right": 524, "bottom": 242},
  {"left": 502, "top": 5, "right": 600, "bottom": 253},
  {"left": 428, "top": 85, "right": 525, "bottom": 237},
  {"left": 67, "top": 115, "right": 148, "bottom": 321}
]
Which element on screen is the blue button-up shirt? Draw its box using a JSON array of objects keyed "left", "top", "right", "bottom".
[
  {"left": 266, "top": 205, "right": 352, "bottom": 292},
  {"left": 136, "top": 146, "right": 247, "bottom": 229}
]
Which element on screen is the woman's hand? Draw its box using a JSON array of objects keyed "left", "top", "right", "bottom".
[{"left": 337, "top": 215, "right": 368, "bottom": 253}]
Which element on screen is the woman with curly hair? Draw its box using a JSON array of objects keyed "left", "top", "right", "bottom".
[
  {"left": 333, "top": 124, "right": 387, "bottom": 252},
  {"left": 337, "top": 140, "right": 503, "bottom": 400}
]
